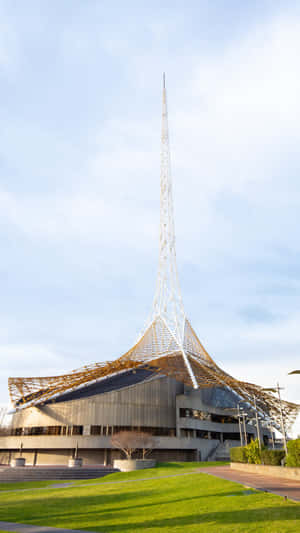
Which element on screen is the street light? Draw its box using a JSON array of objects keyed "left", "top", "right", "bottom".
[
  {"left": 262, "top": 384, "right": 288, "bottom": 454},
  {"left": 252, "top": 395, "right": 262, "bottom": 449},
  {"left": 267, "top": 422, "right": 275, "bottom": 449},
  {"left": 239, "top": 408, "right": 248, "bottom": 445},
  {"left": 237, "top": 403, "right": 244, "bottom": 446}
]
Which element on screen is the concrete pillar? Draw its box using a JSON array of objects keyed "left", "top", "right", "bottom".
[
  {"left": 176, "top": 407, "right": 180, "bottom": 437},
  {"left": 33, "top": 450, "right": 38, "bottom": 466}
]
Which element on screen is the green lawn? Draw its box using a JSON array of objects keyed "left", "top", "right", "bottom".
[
  {"left": 0, "top": 462, "right": 299, "bottom": 532},
  {"left": 0, "top": 479, "right": 69, "bottom": 491}
]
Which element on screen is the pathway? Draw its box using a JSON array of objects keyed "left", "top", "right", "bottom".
[{"left": 0, "top": 521, "right": 100, "bottom": 533}]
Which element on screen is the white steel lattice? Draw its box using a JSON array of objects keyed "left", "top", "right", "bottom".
[
  {"left": 136, "top": 74, "right": 200, "bottom": 388},
  {"left": 152, "top": 73, "right": 185, "bottom": 342}
]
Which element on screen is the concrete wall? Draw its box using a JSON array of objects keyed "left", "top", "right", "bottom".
[
  {"left": 231, "top": 462, "right": 300, "bottom": 480},
  {"left": 1, "top": 377, "right": 248, "bottom": 465},
  {"left": 11, "top": 375, "right": 183, "bottom": 430},
  {"left": 0, "top": 435, "right": 218, "bottom": 464}
]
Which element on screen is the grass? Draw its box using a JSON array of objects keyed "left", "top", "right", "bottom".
[
  {"left": 0, "top": 480, "right": 70, "bottom": 491},
  {"left": 0, "top": 462, "right": 299, "bottom": 532},
  {"left": 70, "top": 461, "right": 228, "bottom": 486},
  {"left": 0, "top": 462, "right": 226, "bottom": 491}
]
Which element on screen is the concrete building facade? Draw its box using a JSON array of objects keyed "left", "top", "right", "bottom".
[{"left": 0, "top": 369, "right": 270, "bottom": 465}]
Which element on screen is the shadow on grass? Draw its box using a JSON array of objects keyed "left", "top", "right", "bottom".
[
  {"left": 0, "top": 489, "right": 153, "bottom": 523},
  {"left": 89, "top": 506, "right": 300, "bottom": 531},
  {"left": 26, "top": 491, "right": 258, "bottom": 522},
  {"left": 1, "top": 488, "right": 294, "bottom": 529}
]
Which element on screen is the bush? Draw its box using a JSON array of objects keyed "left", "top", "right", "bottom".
[
  {"left": 230, "top": 446, "right": 248, "bottom": 463},
  {"left": 245, "top": 438, "right": 262, "bottom": 464},
  {"left": 286, "top": 439, "right": 300, "bottom": 467},
  {"left": 261, "top": 449, "right": 285, "bottom": 466}
]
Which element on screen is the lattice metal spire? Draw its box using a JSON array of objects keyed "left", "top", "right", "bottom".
[
  {"left": 137, "top": 73, "right": 197, "bottom": 389},
  {"left": 151, "top": 73, "right": 186, "bottom": 342}
]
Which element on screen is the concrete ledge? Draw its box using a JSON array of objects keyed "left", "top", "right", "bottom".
[
  {"left": 113, "top": 459, "right": 156, "bottom": 472},
  {"left": 68, "top": 458, "right": 83, "bottom": 468},
  {"left": 231, "top": 462, "right": 300, "bottom": 480},
  {"left": 11, "top": 458, "right": 26, "bottom": 467}
]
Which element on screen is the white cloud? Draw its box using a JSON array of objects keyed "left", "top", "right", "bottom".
[{"left": 3, "top": 13, "right": 300, "bottom": 260}]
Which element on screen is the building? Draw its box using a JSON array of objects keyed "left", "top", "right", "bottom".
[{"left": 0, "top": 77, "right": 298, "bottom": 465}]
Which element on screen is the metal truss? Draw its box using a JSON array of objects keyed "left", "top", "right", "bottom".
[{"left": 8, "top": 75, "right": 300, "bottom": 431}]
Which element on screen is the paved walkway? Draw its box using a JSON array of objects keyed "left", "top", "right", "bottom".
[
  {"left": 0, "top": 521, "right": 100, "bottom": 533},
  {"left": 199, "top": 465, "right": 300, "bottom": 502}
]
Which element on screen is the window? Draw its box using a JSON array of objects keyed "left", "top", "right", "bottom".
[
  {"left": 210, "top": 431, "right": 221, "bottom": 439},
  {"left": 72, "top": 426, "right": 83, "bottom": 435},
  {"left": 179, "top": 408, "right": 238, "bottom": 424},
  {"left": 91, "top": 425, "right": 102, "bottom": 435},
  {"left": 223, "top": 432, "right": 240, "bottom": 441},
  {"left": 196, "top": 430, "right": 209, "bottom": 439},
  {"left": 179, "top": 408, "right": 211, "bottom": 420},
  {"left": 181, "top": 428, "right": 194, "bottom": 438}
]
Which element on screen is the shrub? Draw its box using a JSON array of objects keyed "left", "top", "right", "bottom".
[
  {"left": 230, "top": 446, "right": 248, "bottom": 463},
  {"left": 245, "top": 439, "right": 262, "bottom": 464},
  {"left": 261, "top": 449, "right": 285, "bottom": 466},
  {"left": 286, "top": 439, "right": 300, "bottom": 467}
]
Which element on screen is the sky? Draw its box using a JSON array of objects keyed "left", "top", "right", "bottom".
[{"left": 0, "top": 1, "right": 299, "bottom": 436}]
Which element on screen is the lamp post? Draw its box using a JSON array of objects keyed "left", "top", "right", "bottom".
[
  {"left": 276, "top": 382, "right": 288, "bottom": 455},
  {"left": 262, "top": 384, "right": 288, "bottom": 455},
  {"left": 268, "top": 423, "right": 275, "bottom": 449},
  {"left": 237, "top": 404, "right": 244, "bottom": 446},
  {"left": 240, "top": 409, "right": 248, "bottom": 445},
  {"left": 253, "top": 395, "right": 261, "bottom": 449}
]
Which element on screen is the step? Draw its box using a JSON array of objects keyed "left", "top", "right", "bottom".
[{"left": 0, "top": 467, "right": 118, "bottom": 483}]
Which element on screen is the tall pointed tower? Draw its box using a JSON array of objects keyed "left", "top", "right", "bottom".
[
  {"left": 120, "top": 74, "right": 216, "bottom": 387},
  {"left": 8, "top": 76, "right": 299, "bottom": 436}
]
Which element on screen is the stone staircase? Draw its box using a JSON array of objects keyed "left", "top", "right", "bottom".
[
  {"left": 0, "top": 466, "right": 118, "bottom": 483},
  {"left": 214, "top": 442, "right": 231, "bottom": 461},
  {"left": 207, "top": 440, "right": 241, "bottom": 462}
]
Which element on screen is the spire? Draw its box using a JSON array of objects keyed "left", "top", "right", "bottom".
[
  {"left": 152, "top": 73, "right": 185, "bottom": 341},
  {"left": 145, "top": 74, "right": 198, "bottom": 389}
]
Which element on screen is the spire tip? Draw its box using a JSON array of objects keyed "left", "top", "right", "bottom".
[{"left": 163, "top": 72, "right": 165, "bottom": 89}]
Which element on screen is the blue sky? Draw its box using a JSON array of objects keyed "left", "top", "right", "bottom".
[{"left": 0, "top": 1, "right": 300, "bottom": 435}]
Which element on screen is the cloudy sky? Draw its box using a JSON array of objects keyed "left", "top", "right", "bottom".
[{"left": 0, "top": 1, "right": 299, "bottom": 435}]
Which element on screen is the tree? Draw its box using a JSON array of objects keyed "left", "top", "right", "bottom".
[
  {"left": 136, "top": 432, "right": 155, "bottom": 459},
  {"left": 111, "top": 431, "right": 155, "bottom": 460}
]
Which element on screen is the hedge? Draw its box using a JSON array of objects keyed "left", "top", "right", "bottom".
[
  {"left": 230, "top": 446, "right": 248, "bottom": 463},
  {"left": 286, "top": 438, "right": 300, "bottom": 467},
  {"left": 261, "top": 449, "right": 285, "bottom": 466},
  {"left": 230, "top": 439, "right": 300, "bottom": 467}
]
